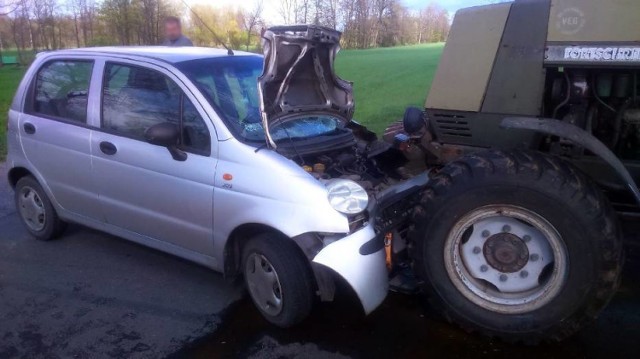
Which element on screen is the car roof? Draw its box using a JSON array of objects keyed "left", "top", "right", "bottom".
[{"left": 45, "top": 46, "right": 260, "bottom": 64}]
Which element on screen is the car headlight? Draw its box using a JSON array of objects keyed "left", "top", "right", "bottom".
[{"left": 326, "top": 179, "right": 369, "bottom": 215}]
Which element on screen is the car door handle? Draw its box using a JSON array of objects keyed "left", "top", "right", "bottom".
[
  {"left": 99, "top": 141, "right": 118, "bottom": 155},
  {"left": 23, "top": 122, "right": 36, "bottom": 134}
]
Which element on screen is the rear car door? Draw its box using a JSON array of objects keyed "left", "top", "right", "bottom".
[
  {"left": 91, "top": 60, "right": 217, "bottom": 255},
  {"left": 20, "top": 58, "right": 102, "bottom": 219}
]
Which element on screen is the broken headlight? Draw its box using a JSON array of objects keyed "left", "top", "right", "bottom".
[{"left": 326, "top": 179, "right": 369, "bottom": 215}]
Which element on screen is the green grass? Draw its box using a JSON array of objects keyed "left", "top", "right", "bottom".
[
  {"left": 335, "top": 43, "right": 444, "bottom": 133},
  {"left": 1, "top": 49, "right": 36, "bottom": 65},
  {"left": 0, "top": 43, "right": 445, "bottom": 160},
  {"left": 0, "top": 65, "right": 27, "bottom": 161}
]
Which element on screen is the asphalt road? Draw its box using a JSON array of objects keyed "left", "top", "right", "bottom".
[
  {"left": 185, "top": 242, "right": 640, "bottom": 359},
  {"left": 0, "top": 162, "right": 243, "bottom": 358}
]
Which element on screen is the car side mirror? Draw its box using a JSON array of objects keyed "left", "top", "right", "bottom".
[{"left": 144, "top": 122, "right": 187, "bottom": 161}]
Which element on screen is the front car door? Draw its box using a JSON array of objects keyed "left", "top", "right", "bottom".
[
  {"left": 90, "top": 59, "right": 217, "bottom": 257},
  {"left": 19, "top": 57, "right": 102, "bottom": 220}
]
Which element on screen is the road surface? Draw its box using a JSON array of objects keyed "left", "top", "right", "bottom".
[{"left": 0, "top": 162, "right": 243, "bottom": 358}]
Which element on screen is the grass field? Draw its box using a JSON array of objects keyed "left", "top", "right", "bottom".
[
  {"left": 0, "top": 43, "right": 444, "bottom": 160},
  {"left": 335, "top": 43, "right": 444, "bottom": 133},
  {"left": 1, "top": 49, "right": 37, "bottom": 64},
  {"left": 0, "top": 65, "right": 27, "bottom": 161}
]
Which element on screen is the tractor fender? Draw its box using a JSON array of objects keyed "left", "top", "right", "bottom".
[{"left": 501, "top": 117, "right": 640, "bottom": 206}]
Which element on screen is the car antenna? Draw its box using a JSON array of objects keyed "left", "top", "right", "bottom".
[{"left": 180, "top": 0, "right": 234, "bottom": 55}]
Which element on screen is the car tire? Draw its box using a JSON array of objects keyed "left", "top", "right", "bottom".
[
  {"left": 15, "top": 176, "right": 67, "bottom": 241},
  {"left": 410, "top": 150, "right": 623, "bottom": 343},
  {"left": 242, "top": 233, "right": 315, "bottom": 327}
]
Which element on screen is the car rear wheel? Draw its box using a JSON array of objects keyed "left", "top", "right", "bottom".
[
  {"left": 242, "top": 233, "right": 315, "bottom": 327},
  {"left": 410, "top": 150, "right": 623, "bottom": 343},
  {"left": 15, "top": 176, "right": 67, "bottom": 240}
]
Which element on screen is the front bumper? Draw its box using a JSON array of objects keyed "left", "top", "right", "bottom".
[
  {"left": 313, "top": 222, "right": 388, "bottom": 314},
  {"left": 312, "top": 172, "right": 430, "bottom": 314}
]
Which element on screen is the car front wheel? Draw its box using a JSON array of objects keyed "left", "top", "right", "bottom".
[{"left": 242, "top": 233, "right": 315, "bottom": 327}]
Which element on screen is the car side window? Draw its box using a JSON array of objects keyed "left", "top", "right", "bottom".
[
  {"left": 182, "top": 95, "right": 211, "bottom": 154},
  {"left": 102, "top": 63, "right": 210, "bottom": 155},
  {"left": 32, "top": 60, "right": 93, "bottom": 123}
]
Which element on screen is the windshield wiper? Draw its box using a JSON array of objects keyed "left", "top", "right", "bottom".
[{"left": 254, "top": 142, "right": 270, "bottom": 153}]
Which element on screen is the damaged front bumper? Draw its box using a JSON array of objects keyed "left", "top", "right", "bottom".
[{"left": 312, "top": 172, "right": 430, "bottom": 314}]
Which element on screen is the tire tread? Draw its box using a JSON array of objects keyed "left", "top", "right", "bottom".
[{"left": 410, "top": 150, "right": 623, "bottom": 343}]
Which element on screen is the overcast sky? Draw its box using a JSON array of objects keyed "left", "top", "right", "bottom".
[
  {"left": 188, "top": 0, "right": 495, "bottom": 24},
  {"left": 404, "top": 0, "right": 493, "bottom": 13}
]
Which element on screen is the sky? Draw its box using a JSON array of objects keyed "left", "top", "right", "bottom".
[
  {"left": 188, "top": 0, "right": 496, "bottom": 24},
  {"left": 404, "top": 0, "right": 493, "bottom": 13}
]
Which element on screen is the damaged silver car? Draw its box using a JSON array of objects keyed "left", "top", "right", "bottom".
[{"left": 7, "top": 25, "right": 427, "bottom": 326}]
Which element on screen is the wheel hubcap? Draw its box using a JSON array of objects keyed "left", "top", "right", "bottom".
[
  {"left": 483, "top": 233, "right": 529, "bottom": 273},
  {"left": 445, "top": 205, "right": 568, "bottom": 314},
  {"left": 245, "top": 253, "right": 283, "bottom": 316},
  {"left": 18, "top": 186, "right": 46, "bottom": 232}
]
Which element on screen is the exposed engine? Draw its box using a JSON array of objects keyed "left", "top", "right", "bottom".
[
  {"left": 545, "top": 69, "right": 640, "bottom": 159},
  {"left": 287, "top": 122, "right": 411, "bottom": 194}
]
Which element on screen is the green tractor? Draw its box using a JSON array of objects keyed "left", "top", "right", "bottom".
[{"left": 394, "top": 0, "right": 639, "bottom": 343}]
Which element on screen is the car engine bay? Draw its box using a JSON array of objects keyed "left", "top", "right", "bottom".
[{"left": 277, "top": 121, "right": 424, "bottom": 195}]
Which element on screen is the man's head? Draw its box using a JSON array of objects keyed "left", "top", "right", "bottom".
[{"left": 164, "top": 16, "right": 183, "bottom": 41}]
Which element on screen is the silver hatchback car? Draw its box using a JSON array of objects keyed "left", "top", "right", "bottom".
[{"left": 6, "top": 26, "right": 427, "bottom": 326}]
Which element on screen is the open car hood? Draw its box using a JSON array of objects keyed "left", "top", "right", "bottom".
[{"left": 258, "top": 25, "right": 354, "bottom": 148}]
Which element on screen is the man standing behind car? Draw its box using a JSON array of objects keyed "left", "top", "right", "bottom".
[{"left": 161, "top": 16, "right": 193, "bottom": 47}]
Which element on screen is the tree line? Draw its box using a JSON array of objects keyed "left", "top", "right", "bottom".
[
  {"left": 0, "top": 0, "right": 450, "bottom": 64},
  {"left": 280, "top": 0, "right": 450, "bottom": 49}
]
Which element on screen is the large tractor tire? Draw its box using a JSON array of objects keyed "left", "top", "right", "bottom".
[{"left": 410, "top": 150, "right": 623, "bottom": 343}]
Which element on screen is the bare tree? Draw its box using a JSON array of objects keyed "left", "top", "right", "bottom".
[
  {"left": 320, "top": 0, "right": 339, "bottom": 29},
  {"left": 279, "top": 0, "right": 300, "bottom": 24},
  {"left": 241, "top": 0, "right": 263, "bottom": 51},
  {"left": 66, "top": 0, "right": 96, "bottom": 46},
  {"left": 0, "top": 0, "right": 23, "bottom": 16}
]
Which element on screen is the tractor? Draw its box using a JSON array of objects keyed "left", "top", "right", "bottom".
[{"left": 393, "top": 0, "right": 639, "bottom": 343}]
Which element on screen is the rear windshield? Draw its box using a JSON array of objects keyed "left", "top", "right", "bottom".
[{"left": 175, "top": 56, "right": 340, "bottom": 142}]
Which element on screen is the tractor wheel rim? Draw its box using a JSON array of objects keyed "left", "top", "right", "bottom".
[
  {"left": 245, "top": 253, "right": 283, "bottom": 316},
  {"left": 444, "top": 205, "right": 568, "bottom": 314},
  {"left": 18, "top": 186, "right": 47, "bottom": 232}
]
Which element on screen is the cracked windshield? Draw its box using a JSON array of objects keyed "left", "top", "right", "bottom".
[{"left": 176, "top": 56, "right": 340, "bottom": 142}]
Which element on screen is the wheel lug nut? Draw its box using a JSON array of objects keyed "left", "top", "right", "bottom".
[
  {"left": 502, "top": 225, "right": 511, "bottom": 232},
  {"left": 523, "top": 235, "right": 531, "bottom": 242},
  {"left": 530, "top": 254, "right": 539, "bottom": 262},
  {"left": 499, "top": 274, "right": 508, "bottom": 282},
  {"left": 473, "top": 246, "right": 481, "bottom": 254},
  {"left": 480, "top": 265, "right": 488, "bottom": 272},
  {"left": 482, "top": 230, "right": 490, "bottom": 238},
  {"left": 520, "top": 270, "right": 529, "bottom": 278}
]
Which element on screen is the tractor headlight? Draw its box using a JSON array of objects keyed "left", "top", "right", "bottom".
[{"left": 326, "top": 179, "right": 369, "bottom": 215}]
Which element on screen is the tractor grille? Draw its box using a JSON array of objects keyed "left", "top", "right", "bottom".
[{"left": 432, "top": 114, "right": 472, "bottom": 138}]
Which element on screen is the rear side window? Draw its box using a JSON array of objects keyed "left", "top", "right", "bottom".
[
  {"left": 32, "top": 60, "right": 93, "bottom": 123},
  {"left": 102, "top": 63, "right": 210, "bottom": 155}
]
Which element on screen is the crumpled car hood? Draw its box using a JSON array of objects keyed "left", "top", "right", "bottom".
[{"left": 258, "top": 25, "right": 354, "bottom": 148}]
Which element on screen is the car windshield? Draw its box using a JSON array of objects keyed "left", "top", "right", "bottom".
[{"left": 176, "top": 56, "right": 341, "bottom": 142}]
